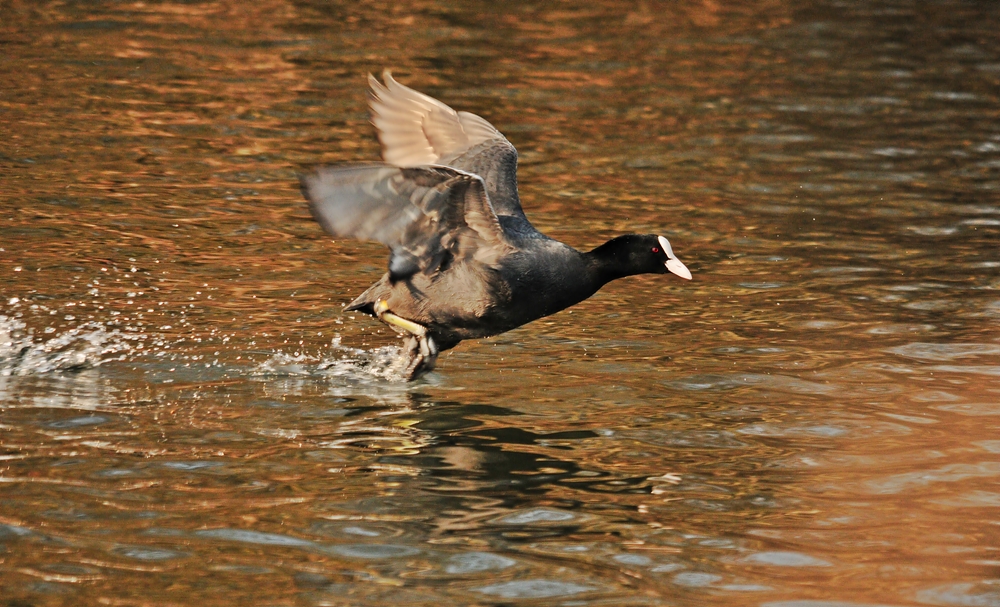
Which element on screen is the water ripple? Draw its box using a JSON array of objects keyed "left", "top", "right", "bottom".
[
  {"left": 866, "top": 463, "right": 1000, "bottom": 495},
  {"left": 742, "top": 551, "right": 832, "bottom": 567},
  {"left": 474, "top": 580, "right": 594, "bottom": 599},
  {"left": 916, "top": 582, "right": 1000, "bottom": 607},
  {"left": 444, "top": 552, "right": 517, "bottom": 574},
  {"left": 194, "top": 528, "right": 314, "bottom": 547},
  {"left": 888, "top": 343, "right": 1000, "bottom": 361}
]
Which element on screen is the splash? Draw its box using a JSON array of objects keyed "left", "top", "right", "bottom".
[
  {"left": 1, "top": 308, "right": 415, "bottom": 384},
  {"left": 0, "top": 315, "right": 140, "bottom": 376},
  {"left": 254, "top": 337, "right": 411, "bottom": 383}
]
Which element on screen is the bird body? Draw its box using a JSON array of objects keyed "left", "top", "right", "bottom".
[
  {"left": 345, "top": 233, "right": 600, "bottom": 351},
  {"left": 301, "top": 72, "right": 691, "bottom": 378}
]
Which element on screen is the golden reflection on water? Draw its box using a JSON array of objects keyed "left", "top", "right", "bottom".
[{"left": 2, "top": 0, "right": 1000, "bottom": 605}]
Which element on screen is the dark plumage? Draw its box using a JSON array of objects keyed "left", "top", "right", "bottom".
[{"left": 301, "top": 72, "right": 692, "bottom": 379}]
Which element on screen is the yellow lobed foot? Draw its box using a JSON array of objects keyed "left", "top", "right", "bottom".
[{"left": 374, "top": 300, "right": 427, "bottom": 337}]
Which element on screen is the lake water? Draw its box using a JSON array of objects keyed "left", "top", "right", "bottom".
[{"left": 2, "top": 1, "right": 999, "bottom": 605}]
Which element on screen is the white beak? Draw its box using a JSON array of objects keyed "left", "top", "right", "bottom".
[{"left": 658, "top": 235, "right": 692, "bottom": 280}]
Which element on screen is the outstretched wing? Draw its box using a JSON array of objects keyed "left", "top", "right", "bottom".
[
  {"left": 368, "top": 71, "right": 525, "bottom": 219},
  {"left": 301, "top": 164, "right": 512, "bottom": 283}
]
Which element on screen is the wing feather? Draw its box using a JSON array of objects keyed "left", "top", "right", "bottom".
[
  {"left": 368, "top": 71, "right": 525, "bottom": 218},
  {"left": 301, "top": 164, "right": 512, "bottom": 282}
]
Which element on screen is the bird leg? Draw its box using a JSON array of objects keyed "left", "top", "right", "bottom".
[{"left": 373, "top": 300, "right": 438, "bottom": 379}]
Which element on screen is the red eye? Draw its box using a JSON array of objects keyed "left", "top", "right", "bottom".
[{"left": 651, "top": 247, "right": 660, "bottom": 253}]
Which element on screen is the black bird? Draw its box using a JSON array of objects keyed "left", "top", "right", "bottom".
[{"left": 301, "top": 72, "right": 692, "bottom": 379}]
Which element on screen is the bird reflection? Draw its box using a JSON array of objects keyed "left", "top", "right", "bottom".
[{"left": 322, "top": 394, "right": 651, "bottom": 504}]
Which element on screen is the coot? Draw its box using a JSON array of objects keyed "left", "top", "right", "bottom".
[{"left": 301, "top": 72, "right": 692, "bottom": 379}]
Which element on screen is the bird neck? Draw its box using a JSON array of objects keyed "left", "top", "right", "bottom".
[{"left": 585, "top": 237, "right": 643, "bottom": 285}]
